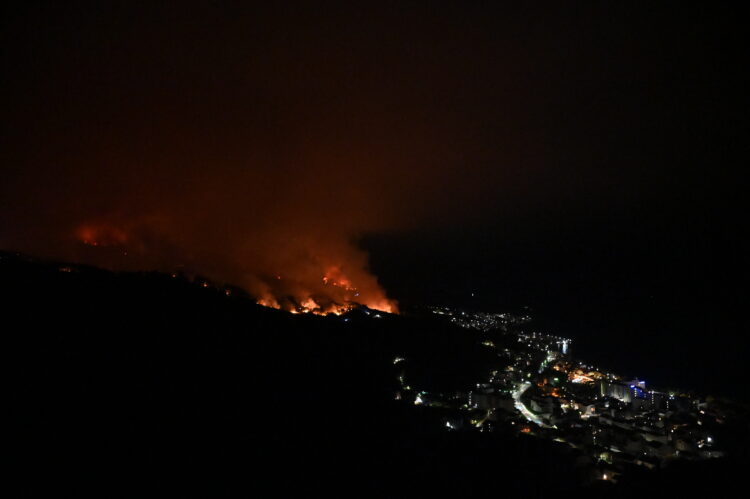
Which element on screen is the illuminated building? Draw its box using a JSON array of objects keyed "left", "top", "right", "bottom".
[{"left": 600, "top": 379, "right": 646, "bottom": 403}]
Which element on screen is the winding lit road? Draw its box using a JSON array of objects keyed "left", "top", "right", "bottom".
[{"left": 512, "top": 381, "right": 556, "bottom": 429}]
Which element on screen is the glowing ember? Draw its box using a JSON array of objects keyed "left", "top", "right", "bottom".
[
  {"left": 76, "top": 224, "right": 128, "bottom": 247},
  {"left": 323, "top": 266, "right": 357, "bottom": 291}
]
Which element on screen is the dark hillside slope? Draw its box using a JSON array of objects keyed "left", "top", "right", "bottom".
[{"left": 2, "top": 253, "right": 578, "bottom": 496}]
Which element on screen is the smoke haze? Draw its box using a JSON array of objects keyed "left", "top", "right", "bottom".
[{"left": 1, "top": 3, "right": 739, "bottom": 312}]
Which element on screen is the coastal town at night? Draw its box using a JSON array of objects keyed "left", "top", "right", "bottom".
[{"left": 393, "top": 307, "right": 736, "bottom": 484}]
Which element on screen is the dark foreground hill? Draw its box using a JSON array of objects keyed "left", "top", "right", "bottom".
[{"left": 3, "top": 252, "right": 746, "bottom": 497}]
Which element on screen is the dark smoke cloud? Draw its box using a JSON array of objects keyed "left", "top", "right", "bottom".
[
  {"left": 3, "top": 3, "right": 725, "bottom": 311},
  {"left": 0, "top": 3, "right": 498, "bottom": 312}
]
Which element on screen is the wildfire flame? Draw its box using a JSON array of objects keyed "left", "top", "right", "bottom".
[
  {"left": 76, "top": 224, "right": 128, "bottom": 247},
  {"left": 251, "top": 263, "right": 396, "bottom": 315},
  {"left": 73, "top": 220, "right": 398, "bottom": 316}
]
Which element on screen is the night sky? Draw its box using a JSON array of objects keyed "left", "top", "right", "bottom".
[{"left": 1, "top": 3, "right": 746, "bottom": 394}]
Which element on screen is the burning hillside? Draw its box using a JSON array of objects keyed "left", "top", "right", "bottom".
[
  {"left": 72, "top": 219, "right": 397, "bottom": 315},
  {"left": 0, "top": 1, "right": 496, "bottom": 317}
]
